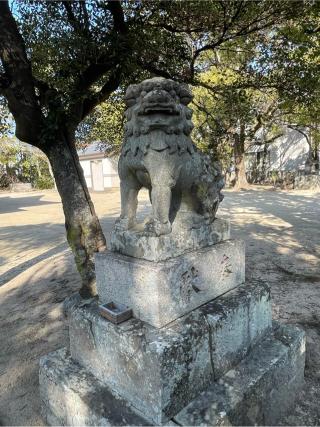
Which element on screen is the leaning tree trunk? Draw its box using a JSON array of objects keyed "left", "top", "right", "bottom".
[
  {"left": 233, "top": 125, "right": 249, "bottom": 190},
  {"left": 44, "top": 128, "right": 107, "bottom": 298}
]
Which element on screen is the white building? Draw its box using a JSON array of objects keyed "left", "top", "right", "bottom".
[
  {"left": 246, "top": 126, "right": 316, "bottom": 180},
  {"left": 78, "top": 143, "right": 120, "bottom": 191}
]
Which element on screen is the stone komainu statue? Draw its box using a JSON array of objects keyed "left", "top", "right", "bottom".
[{"left": 117, "top": 77, "right": 224, "bottom": 236}]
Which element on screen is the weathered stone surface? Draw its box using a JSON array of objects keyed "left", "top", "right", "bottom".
[
  {"left": 39, "top": 348, "right": 150, "bottom": 426},
  {"left": 96, "top": 239, "right": 245, "bottom": 328},
  {"left": 110, "top": 217, "right": 230, "bottom": 261},
  {"left": 174, "top": 323, "right": 306, "bottom": 426},
  {"left": 116, "top": 77, "right": 224, "bottom": 237},
  {"left": 202, "top": 279, "right": 272, "bottom": 379},
  {"left": 69, "top": 280, "right": 271, "bottom": 424},
  {"left": 40, "top": 322, "right": 304, "bottom": 427}
]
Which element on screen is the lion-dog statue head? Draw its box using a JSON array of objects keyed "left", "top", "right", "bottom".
[{"left": 122, "top": 77, "right": 195, "bottom": 157}]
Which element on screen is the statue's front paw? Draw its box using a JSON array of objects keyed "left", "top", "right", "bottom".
[
  {"left": 114, "top": 217, "right": 136, "bottom": 231},
  {"left": 144, "top": 219, "right": 172, "bottom": 236}
]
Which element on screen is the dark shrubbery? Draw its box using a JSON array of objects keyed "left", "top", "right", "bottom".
[{"left": 34, "top": 175, "right": 54, "bottom": 190}]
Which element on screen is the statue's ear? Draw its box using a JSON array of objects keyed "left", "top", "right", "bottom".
[
  {"left": 179, "top": 85, "right": 193, "bottom": 105},
  {"left": 124, "top": 98, "right": 136, "bottom": 108}
]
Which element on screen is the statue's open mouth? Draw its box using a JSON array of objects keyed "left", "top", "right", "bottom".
[{"left": 139, "top": 105, "right": 179, "bottom": 116}]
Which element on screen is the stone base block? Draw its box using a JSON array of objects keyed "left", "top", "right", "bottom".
[
  {"left": 40, "top": 324, "right": 305, "bottom": 426},
  {"left": 39, "top": 348, "right": 150, "bottom": 426},
  {"left": 69, "top": 281, "right": 271, "bottom": 424},
  {"left": 174, "top": 323, "right": 305, "bottom": 426},
  {"left": 110, "top": 217, "right": 230, "bottom": 261},
  {"left": 96, "top": 239, "right": 245, "bottom": 328}
]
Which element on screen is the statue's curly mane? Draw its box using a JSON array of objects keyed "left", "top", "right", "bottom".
[
  {"left": 121, "top": 77, "right": 196, "bottom": 157},
  {"left": 124, "top": 77, "right": 193, "bottom": 108}
]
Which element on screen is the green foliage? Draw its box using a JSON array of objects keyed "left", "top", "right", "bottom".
[
  {"left": 0, "top": 138, "right": 54, "bottom": 188},
  {"left": 191, "top": 48, "right": 282, "bottom": 171},
  {"left": 187, "top": 0, "right": 319, "bottom": 176},
  {"left": 11, "top": 0, "right": 300, "bottom": 128},
  {"left": 34, "top": 175, "right": 54, "bottom": 190},
  {"left": 15, "top": 1, "right": 190, "bottom": 116},
  {"left": 77, "top": 93, "right": 125, "bottom": 154},
  {"left": 0, "top": 102, "right": 12, "bottom": 136},
  {"left": 254, "top": 2, "right": 320, "bottom": 106},
  {"left": 3, "top": 0, "right": 318, "bottom": 177}
]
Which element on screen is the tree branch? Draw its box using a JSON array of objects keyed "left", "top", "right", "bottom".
[
  {"left": 62, "top": 1, "right": 82, "bottom": 32},
  {"left": 0, "top": 1, "right": 41, "bottom": 143},
  {"left": 190, "top": 7, "right": 285, "bottom": 77},
  {"left": 287, "top": 124, "right": 311, "bottom": 146},
  {"left": 135, "top": 59, "right": 173, "bottom": 79},
  {"left": 80, "top": 1, "right": 90, "bottom": 31},
  {"left": 107, "top": 0, "right": 127, "bottom": 34},
  {"left": 62, "top": 0, "right": 92, "bottom": 37},
  {"left": 67, "top": 1, "right": 129, "bottom": 125},
  {"left": 80, "top": 68, "right": 123, "bottom": 121},
  {"left": 264, "top": 132, "right": 284, "bottom": 144},
  {"left": 0, "top": 72, "right": 10, "bottom": 94}
]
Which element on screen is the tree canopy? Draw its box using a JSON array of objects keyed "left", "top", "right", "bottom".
[{"left": 0, "top": 0, "right": 318, "bottom": 296}]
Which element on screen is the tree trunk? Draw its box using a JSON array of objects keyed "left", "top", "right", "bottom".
[
  {"left": 261, "top": 143, "right": 269, "bottom": 183},
  {"left": 313, "top": 130, "right": 319, "bottom": 172},
  {"left": 44, "top": 128, "right": 107, "bottom": 298},
  {"left": 233, "top": 125, "right": 249, "bottom": 190}
]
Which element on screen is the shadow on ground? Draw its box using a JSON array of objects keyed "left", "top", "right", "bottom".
[
  {"left": 0, "top": 195, "right": 59, "bottom": 215},
  {"left": 0, "top": 253, "right": 79, "bottom": 426},
  {"left": 0, "top": 242, "right": 68, "bottom": 286},
  {"left": 220, "top": 189, "right": 320, "bottom": 425}
]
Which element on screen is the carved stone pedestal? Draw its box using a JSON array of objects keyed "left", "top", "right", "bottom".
[
  {"left": 96, "top": 242, "right": 245, "bottom": 328},
  {"left": 40, "top": 322, "right": 304, "bottom": 426},
  {"left": 39, "top": 219, "right": 305, "bottom": 426}
]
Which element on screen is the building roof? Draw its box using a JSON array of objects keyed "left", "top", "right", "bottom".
[{"left": 77, "top": 142, "right": 105, "bottom": 159}]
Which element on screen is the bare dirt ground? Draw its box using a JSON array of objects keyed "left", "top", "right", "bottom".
[{"left": 0, "top": 186, "right": 320, "bottom": 426}]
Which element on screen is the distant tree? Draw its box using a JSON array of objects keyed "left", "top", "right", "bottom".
[
  {"left": 192, "top": 47, "right": 284, "bottom": 189},
  {"left": 0, "top": 138, "right": 54, "bottom": 188},
  {"left": 0, "top": 102, "right": 11, "bottom": 136},
  {"left": 253, "top": 1, "right": 320, "bottom": 173}
]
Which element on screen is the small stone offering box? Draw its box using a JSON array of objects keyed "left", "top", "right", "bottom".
[{"left": 99, "top": 302, "right": 132, "bottom": 324}]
